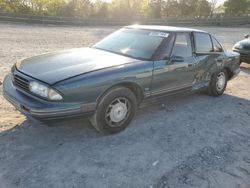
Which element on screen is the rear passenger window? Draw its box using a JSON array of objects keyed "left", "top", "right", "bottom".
[
  {"left": 194, "top": 33, "right": 213, "bottom": 53},
  {"left": 172, "top": 33, "right": 192, "bottom": 58},
  {"left": 212, "top": 36, "right": 223, "bottom": 52}
]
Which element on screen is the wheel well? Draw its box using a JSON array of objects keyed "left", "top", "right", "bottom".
[
  {"left": 223, "top": 67, "right": 233, "bottom": 80},
  {"left": 98, "top": 82, "right": 144, "bottom": 105},
  {"left": 119, "top": 82, "right": 144, "bottom": 103}
]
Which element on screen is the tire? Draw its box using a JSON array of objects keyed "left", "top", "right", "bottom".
[
  {"left": 90, "top": 87, "right": 137, "bottom": 134},
  {"left": 207, "top": 69, "right": 228, "bottom": 96}
]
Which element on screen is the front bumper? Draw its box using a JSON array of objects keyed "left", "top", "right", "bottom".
[{"left": 3, "top": 74, "right": 96, "bottom": 121}]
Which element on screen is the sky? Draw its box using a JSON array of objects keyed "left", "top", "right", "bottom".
[{"left": 214, "top": 0, "right": 226, "bottom": 6}]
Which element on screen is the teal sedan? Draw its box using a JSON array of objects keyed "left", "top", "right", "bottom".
[
  {"left": 3, "top": 25, "right": 240, "bottom": 134},
  {"left": 233, "top": 34, "right": 250, "bottom": 64}
]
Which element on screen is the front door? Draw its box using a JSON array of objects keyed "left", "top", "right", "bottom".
[{"left": 151, "top": 33, "right": 198, "bottom": 95}]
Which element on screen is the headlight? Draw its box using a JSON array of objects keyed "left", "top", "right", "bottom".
[
  {"left": 29, "top": 81, "right": 62, "bottom": 100},
  {"left": 234, "top": 43, "right": 243, "bottom": 50}
]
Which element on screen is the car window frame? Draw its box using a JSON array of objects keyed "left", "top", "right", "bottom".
[
  {"left": 193, "top": 32, "right": 214, "bottom": 54},
  {"left": 152, "top": 32, "right": 176, "bottom": 61},
  {"left": 211, "top": 36, "right": 224, "bottom": 53},
  {"left": 169, "top": 32, "right": 194, "bottom": 58}
]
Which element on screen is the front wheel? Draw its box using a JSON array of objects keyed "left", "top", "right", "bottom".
[
  {"left": 90, "top": 87, "right": 137, "bottom": 134},
  {"left": 207, "top": 69, "right": 228, "bottom": 96}
]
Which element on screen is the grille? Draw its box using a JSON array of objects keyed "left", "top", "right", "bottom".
[{"left": 13, "top": 74, "right": 30, "bottom": 92}]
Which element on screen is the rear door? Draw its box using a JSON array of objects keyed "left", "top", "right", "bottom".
[
  {"left": 192, "top": 32, "right": 226, "bottom": 88},
  {"left": 151, "top": 32, "right": 198, "bottom": 95}
]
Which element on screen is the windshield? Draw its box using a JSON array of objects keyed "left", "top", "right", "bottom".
[{"left": 93, "top": 28, "right": 168, "bottom": 60}]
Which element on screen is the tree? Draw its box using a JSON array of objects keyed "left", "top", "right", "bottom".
[
  {"left": 224, "top": 0, "right": 250, "bottom": 16},
  {"left": 178, "top": 0, "right": 199, "bottom": 18},
  {"left": 196, "top": 0, "right": 210, "bottom": 17},
  {"left": 139, "top": 0, "right": 151, "bottom": 19},
  {"left": 162, "top": 0, "right": 211, "bottom": 18},
  {"left": 109, "top": 0, "right": 131, "bottom": 19},
  {"left": 91, "top": 0, "right": 109, "bottom": 18},
  {"left": 33, "top": 0, "right": 67, "bottom": 16},
  {"left": 209, "top": 0, "right": 219, "bottom": 16},
  {"left": 162, "top": 0, "right": 180, "bottom": 18},
  {"left": 150, "top": 0, "right": 163, "bottom": 18},
  {"left": 0, "top": 0, "right": 249, "bottom": 19},
  {"left": 109, "top": 0, "right": 151, "bottom": 20},
  {"left": 0, "top": 0, "right": 32, "bottom": 13},
  {"left": 73, "top": 0, "right": 92, "bottom": 17}
]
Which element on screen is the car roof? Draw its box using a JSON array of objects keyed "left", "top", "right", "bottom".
[{"left": 125, "top": 25, "right": 207, "bottom": 33}]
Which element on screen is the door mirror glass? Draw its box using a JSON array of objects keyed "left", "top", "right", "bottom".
[{"left": 244, "top": 34, "right": 249, "bottom": 39}]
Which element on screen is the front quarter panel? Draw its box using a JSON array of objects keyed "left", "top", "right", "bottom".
[{"left": 54, "top": 61, "right": 153, "bottom": 104}]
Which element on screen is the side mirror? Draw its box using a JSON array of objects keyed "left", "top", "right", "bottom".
[
  {"left": 244, "top": 34, "right": 249, "bottom": 39},
  {"left": 170, "top": 55, "right": 184, "bottom": 63}
]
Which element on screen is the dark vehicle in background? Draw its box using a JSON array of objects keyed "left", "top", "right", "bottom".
[
  {"left": 3, "top": 25, "right": 240, "bottom": 134},
  {"left": 233, "top": 34, "right": 250, "bottom": 64}
]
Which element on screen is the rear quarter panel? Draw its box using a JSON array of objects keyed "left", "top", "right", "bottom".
[
  {"left": 224, "top": 51, "right": 240, "bottom": 72},
  {"left": 194, "top": 51, "right": 239, "bottom": 84}
]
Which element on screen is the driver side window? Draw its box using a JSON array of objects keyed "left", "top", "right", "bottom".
[{"left": 171, "top": 33, "right": 192, "bottom": 58}]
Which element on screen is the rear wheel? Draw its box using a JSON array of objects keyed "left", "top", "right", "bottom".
[
  {"left": 207, "top": 69, "right": 228, "bottom": 96},
  {"left": 90, "top": 87, "right": 137, "bottom": 134}
]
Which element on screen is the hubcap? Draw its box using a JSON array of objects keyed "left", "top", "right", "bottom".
[
  {"left": 216, "top": 72, "right": 226, "bottom": 91},
  {"left": 105, "top": 98, "right": 131, "bottom": 127}
]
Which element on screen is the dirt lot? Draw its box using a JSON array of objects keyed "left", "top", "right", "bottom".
[{"left": 0, "top": 22, "right": 250, "bottom": 188}]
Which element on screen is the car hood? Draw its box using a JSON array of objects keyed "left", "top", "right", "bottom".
[{"left": 16, "top": 47, "right": 137, "bottom": 85}]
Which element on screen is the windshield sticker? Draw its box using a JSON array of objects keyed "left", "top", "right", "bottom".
[{"left": 149, "top": 32, "right": 169, "bottom": 38}]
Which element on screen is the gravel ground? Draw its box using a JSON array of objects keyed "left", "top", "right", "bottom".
[{"left": 0, "top": 22, "right": 250, "bottom": 188}]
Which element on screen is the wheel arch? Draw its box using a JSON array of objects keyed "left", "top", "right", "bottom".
[{"left": 96, "top": 81, "right": 145, "bottom": 105}]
